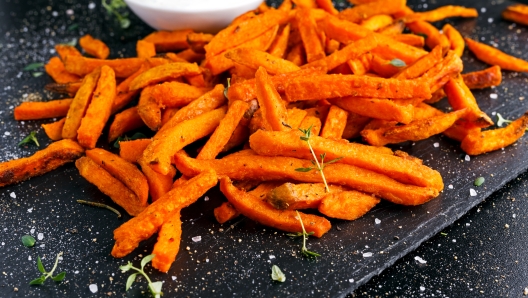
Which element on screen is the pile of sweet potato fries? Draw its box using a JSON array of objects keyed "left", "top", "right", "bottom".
[{"left": 2, "top": 0, "right": 528, "bottom": 273}]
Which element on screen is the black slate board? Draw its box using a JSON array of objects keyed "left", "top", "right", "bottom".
[{"left": 1, "top": 0, "right": 528, "bottom": 297}]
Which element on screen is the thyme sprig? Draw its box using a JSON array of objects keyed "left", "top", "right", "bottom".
[
  {"left": 29, "top": 252, "right": 66, "bottom": 285},
  {"left": 120, "top": 254, "right": 162, "bottom": 298},
  {"left": 287, "top": 211, "right": 321, "bottom": 258}
]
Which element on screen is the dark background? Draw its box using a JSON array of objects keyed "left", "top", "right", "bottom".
[{"left": 1, "top": 0, "right": 528, "bottom": 297}]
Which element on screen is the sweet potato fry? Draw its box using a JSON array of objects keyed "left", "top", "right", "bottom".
[
  {"left": 111, "top": 169, "right": 217, "bottom": 258},
  {"left": 45, "top": 56, "right": 81, "bottom": 84},
  {"left": 320, "top": 105, "right": 348, "bottom": 139},
  {"left": 161, "top": 108, "right": 180, "bottom": 126},
  {"left": 107, "top": 107, "right": 145, "bottom": 142},
  {"left": 86, "top": 148, "right": 149, "bottom": 205},
  {"left": 55, "top": 44, "right": 82, "bottom": 60},
  {"left": 267, "top": 182, "right": 346, "bottom": 210},
  {"left": 77, "top": 65, "right": 116, "bottom": 149},
  {"left": 283, "top": 74, "right": 431, "bottom": 101},
  {"left": 62, "top": 68, "right": 101, "bottom": 139},
  {"left": 393, "top": 45, "right": 443, "bottom": 80},
  {"left": 369, "top": 55, "right": 401, "bottom": 77},
  {"left": 339, "top": 0, "right": 406, "bottom": 23},
  {"left": 42, "top": 118, "right": 66, "bottom": 141},
  {"left": 421, "top": 50, "right": 463, "bottom": 93},
  {"left": 129, "top": 62, "right": 201, "bottom": 91},
  {"left": 342, "top": 112, "right": 371, "bottom": 139},
  {"left": 158, "top": 84, "right": 226, "bottom": 133},
  {"left": 220, "top": 177, "right": 331, "bottom": 237},
  {"left": 318, "top": 190, "right": 380, "bottom": 220},
  {"left": 63, "top": 55, "right": 144, "bottom": 78},
  {"left": 286, "top": 43, "right": 307, "bottom": 66},
  {"left": 176, "top": 49, "right": 205, "bottom": 63},
  {"left": 299, "top": 115, "right": 322, "bottom": 136},
  {"left": 76, "top": 157, "right": 146, "bottom": 216},
  {"left": 503, "top": 4, "right": 528, "bottom": 26},
  {"left": 402, "top": 5, "right": 478, "bottom": 23},
  {"left": 214, "top": 202, "right": 240, "bottom": 224},
  {"left": 14, "top": 99, "right": 72, "bottom": 120},
  {"left": 137, "top": 86, "right": 161, "bottom": 131},
  {"left": 444, "top": 75, "right": 493, "bottom": 128},
  {"left": 249, "top": 130, "right": 443, "bottom": 190},
  {"left": 44, "top": 81, "right": 82, "bottom": 95},
  {"left": 255, "top": 67, "right": 290, "bottom": 131},
  {"left": 143, "top": 107, "right": 227, "bottom": 175},
  {"left": 119, "top": 139, "right": 152, "bottom": 163},
  {"left": 205, "top": 25, "right": 279, "bottom": 75},
  {"left": 296, "top": 9, "right": 326, "bottom": 63},
  {"left": 268, "top": 24, "right": 291, "bottom": 58},
  {"left": 205, "top": 10, "right": 289, "bottom": 58},
  {"left": 138, "top": 156, "right": 176, "bottom": 202},
  {"left": 347, "top": 53, "right": 372, "bottom": 75},
  {"left": 360, "top": 15, "right": 394, "bottom": 31},
  {"left": 464, "top": 37, "right": 528, "bottom": 72},
  {"left": 112, "top": 63, "right": 150, "bottom": 114},
  {"left": 377, "top": 20, "right": 405, "bottom": 35},
  {"left": 442, "top": 24, "right": 464, "bottom": 57},
  {"left": 0, "top": 139, "right": 84, "bottom": 187},
  {"left": 316, "top": 0, "right": 339, "bottom": 15},
  {"left": 390, "top": 34, "right": 425, "bottom": 47},
  {"left": 136, "top": 40, "right": 156, "bottom": 58},
  {"left": 197, "top": 100, "right": 248, "bottom": 160},
  {"left": 406, "top": 21, "right": 450, "bottom": 50},
  {"left": 225, "top": 48, "right": 301, "bottom": 75},
  {"left": 174, "top": 151, "right": 440, "bottom": 205},
  {"left": 79, "top": 34, "right": 110, "bottom": 59},
  {"left": 142, "top": 29, "right": 193, "bottom": 52},
  {"left": 185, "top": 32, "right": 213, "bottom": 54},
  {"left": 150, "top": 81, "right": 210, "bottom": 108},
  {"left": 461, "top": 112, "right": 528, "bottom": 155},
  {"left": 287, "top": 108, "right": 308, "bottom": 129},
  {"left": 361, "top": 109, "right": 468, "bottom": 146},
  {"left": 151, "top": 210, "right": 182, "bottom": 273}
]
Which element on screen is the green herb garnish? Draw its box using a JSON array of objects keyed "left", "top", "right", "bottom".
[
  {"left": 287, "top": 211, "right": 321, "bottom": 258},
  {"left": 388, "top": 58, "right": 407, "bottom": 68},
  {"left": 440, "top": 232, "right": 448, "bottom": 236},
  {"left": 294, "top": 126, "right": 342, "bottom": 193},
  {"left": 32, "top": 72, "right": 43, "bottom": 78},
  {"left": 120, "top": 254, "right": 163, "bottom": 298},
  {"left": 271, "top": 265, "right": 286, "bottom": 282},
  {"left": 29, "top": 252, "right": 66, "bottom": 285},
  {"left": 102, "top": 0, "right": 131, "bottom": 29},
  {"left": 67, "top": 24, "right": 79, "bottom": 31},
  {"left": 77, "top": 200, "right": 121, "bottom": 218},
  {"left": 24, "top": 62, "right": 44, "bottom": 71},
  {"left": 18, "top": 131, "right": 40, "bottom": 147},
  {"left": 21, "top": 235, "right": 36, "bottom": 247},
  {"left": 496, "top": 113, "right": 528, "bottom": 131},
  {"left": 113, "top": 132, "right": 147, "bottom": 148},
  {"left": 474, "top": 177, "right": 485, "bottom": 187}
]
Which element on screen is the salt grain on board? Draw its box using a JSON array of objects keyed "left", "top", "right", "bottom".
[
  {"left": 374, "top": 218, "right": 381, "bottom": 225},
  {"left": 363, "top": 252, "right": 373, "bottom": 257},
  {"left": 465, "top": 155, "right": 471, "bottom": 161},
  {"left": 89, "top": 284, "right": 98, "bottom": 293},
  {"left": 349, "top": 279, "right": 354, "bottom": 283},
  {"left": 172, "top": 276, "right": 177, "bottom": 281},
  {"left": 192, "top": 236, "right": 201, "bottom": 242},
  {"left": 420, "top": 286, "right": 425, "bottom": 292},
  {"left": 414, "top": 256, "right": 427, "bottom": 264},
  {"left": 27, "top": 208, "right": 33, "bottom": 213},
  {"left": 37, "top": 233, "right": 44, "bottom": 240},
  {"left": 470, "top": 188, "right": 477, "bottom": 196},
  {"left": 9, "top": 192, "right": 15, "bottom": 198},
  {"left": 490, "top": 93, "right": 498, "bottom": 99},
  {"left": 448, "top": 185, "right": 453, "bottom": 189}
]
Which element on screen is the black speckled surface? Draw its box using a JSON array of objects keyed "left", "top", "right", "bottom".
[{"left": 1, "top": 0, "right": 528, "bottom": 297}]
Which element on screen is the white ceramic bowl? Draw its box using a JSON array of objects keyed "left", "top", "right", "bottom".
[{"left": 124, "top": 0, "right": 263, "bottom": 33}]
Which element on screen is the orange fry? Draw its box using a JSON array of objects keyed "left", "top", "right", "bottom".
[
  {"left": 129, "top": 62, "right": 201, "bottom": 91},
  {"left": 112, "top": 63, "right": 150, "bottom": 114},
  {"left": 143, "top": 107, "right": 227, "bottom": 175},
  {"left": 108, "top": 107, "right": 145, "bottom": 142},
  {"left": 320, "top": 105, "right": 349, "bottom": 139},
  {"left": 62, "top": 68, "right": 101, "bottom": 139},
  {"left": 45, "top": 56, "right": 81, "bottom": 84},
  {"left": 255, "top": 67, "right": 289, "bottom": 131},
  {"left": 137, "top": 86, "right": 161, "bottom": 131},
  {"left": 119, "top": 139, "right": 152, "bottom": 163},
  {"left": 136, "top": 40, "right": 156, "bottom": 58},
  {"left": 339, "top": 0, "right": 406, "bottom": 23},
  {"left": 138, "top": 156, "right": 176, "bottom": 202},
  {"left": 214, "top": 202, "right": 240, "bottom": 224},
  {"left": 316, "top": 0, "right": 339, "bottom": 15},
  {"left": 151, "top": 81, "right": 210, "bottom": 108},
  {"left": 55, "top": 44, "right": 82, "bottom": 60},
  {"left": 14, "top": 99, "right": 72, "bottom": 120},
  {"left": 142, "top": 29, "right": 193, "bottom": 52},
  {"left": 0, "top": 139, "right": 84, "bottom": 187},
  {"left": 111, "top": 169, "right": 218, "bottom": 258},
  {"left": 42, "top": 118, "right": 66, "bottom": 141},
  {"left": 44, "top": 81, "right": 82, "bottom": 95},
  {"left": 465, "top": 37, "right": 528, "bottom": 72},
  {"left": 79, "top": 34, "right": 110, "bottom": 59},
  {"left": 187, "top": 32, "right": 214, "bottom": 54},
  {"left": 151, "top": 211, "right": 182, "bottom": 273},
  {"left": 197, "top": 100, "right": 248, "bottom": 160},
  {"left": 77, "top": 65, "right": 116, "bottom": 149},
  {"left": 297, "top": 9, "right": 326, "bottom": 63},
  {"left": 220, "top": 177, "right": 332, "bottom": 237},
  {"left": 63, "top": 55, "right": 144, "bottom": 78},
  {"left": 266, "top": 182, "right": 346, "bottom": 210},
  {"left": 406, "top": 21, "right": 450, "bottom": 50},
  {"left": 393, "top": 45, "right": 443, "bottom": 80},
  {"left": 318, "top": 190, "right": 380, "bottom": 220},
  {"left": 225, "top": 48, "right": 301, "bottom": 74},
  {"left": 403, "top": 5, "right": 478, "bottom": 23},
  {"left": 442, "top": 24, "right": 465, "bottom": 57},
  {"left": 461, "top": 112, "right": 528, "bottom": 155},
  {"left": 503, "top": 4, "right": 528, "bottom": 26},
  {"left": 268, "top": 24, "right": 291, "bottom": 58},
  {"left": 342, "top": 112, "right": 371, "bottom": 139},
  {"left": 360, "top": 15, "right": 394, "bottom": 31}
]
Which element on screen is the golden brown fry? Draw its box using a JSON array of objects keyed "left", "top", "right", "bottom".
[
  {"left": 174, "top": 150, "right": 440, "bottom": 205},
  {"left": 465, "top": 37, "right": 528, "bottom": 72},
  {"left": 0, "top": 139, "right": 84, "bottom": 187},
  {"left": 151, "top": 211, "right": 182, "bottom": 273},
  {"left": 143, "top": 107, "right": 227, "bottom": 175},
  {"left": 403, "top": 5, "right": 478, "bottom": 23},
  {"left": 461, "top": 112, "right": 528, "bottom": 155},
  {"left": 220, "top": 177, "right": 332, "bottom": 237},
  {"left": 360, "top": 15, "right": 394, "bottom": 31},
  {"left": 77, "top": 65, "right": 116, "bottom": 149},
  {"left": 339, "top": 0, "right": 406, "bottom": 23},
  {"left": 55, "top": 44, "right": 82, "bottom": 60},
  {"left": 406, "top": 21, "right": 450, "bottom": 50},
  {"left": 14, "top": 99, "right": 72, "bottom": 120},
  {"left": 255, "top": 67, "right": 290, "bottom": 131},
  {"left": 119, "top": 139, "right": 152, "bottom": 163},
  {"left": 249, "top": 130, "right": 443, "bottom": 190},
  {"left": 129, "top": 62, "right": 201, "bottom": 91},
  {"left": 267, "top": 182, "right": 346, "bottom": 210},
  {"left": 111, "top": 169, "right": 217, "bottom": 258},
  {"left": 137, "top": 86, "right": 161, "bottom": 131},
  {"left": 442, "top": 24, "right": 465, "bottom": 57},
  {"left": 318, "top": 190, "right": 380, "bottom": 220},
  {"left": 138, "top": 156, "right": 176, "bottom": 202},
  {"left": 63, "top": 55, "right": 144, "bottom": 78},
  {"left": 42, "top": 118, "right": 66, "bottom": 141},
  {"left": 503, "top": 4, "right": 528, "bottom": 26},
  {"left": 79, "top": 34, "right": 110, "bottom": 59},
  {"left": 320, "top": 105, "right": 349, "bottom": 139},
  {"left": 143, "top": 29, "right": 193, "bottom": 52},
  {"left": 45, "top": 57, "right": 81, "bottom": 84},
  {"left": 136, "top": 40, "right": 156, "bottom": 58},
  {"left": 225, "top": 48, "right": 301, "bottom": 74},
  {"left": 107, "top": 107, "right": 145, "bottom": 142}
]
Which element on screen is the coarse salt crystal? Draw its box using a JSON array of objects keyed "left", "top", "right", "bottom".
[
  {"left": 470, "top": 188, "right": 477, "bottom": 196},
  {"left": 9, "top": 192, "right": 15, "bottom": 198},
  {"left": 74, "top": 271, "right": 79, "bottom": 274},
  {"left": 28, "top": 208, "right": 33, "bottom": 213},
  {"left": 481, "top": 7, "right": 486, "bottom": 13},
  {"left": 37, "top": 233, "right": 44, "bottom": 240},
  {"left": 52, "top": 11, "right": 58, "bottom": 17},
  {"left": 269, "top": 255, "right": 275, "bottom": 259},
  {"left": 465, "top": 155, "right": 470, "bottom": 161},
  {"left": 488, "top": 18, "right": 493, "bottom": 23},
  {"left": 172, "top": 276, "right": 177, "bottom": 281},
  {"left": 414, "top": 256, "right": 427, "bottom": 264},
  {"left": 466, "top": 223, "right": 470, "bottom": 227},
  {"left": 490, "top": 93, "right": 498, "bottom": 99},
  {"left": 204, "top": 196, "right": 209, "bottom": 201},
  {"left": 363, "top": 252, "right": 373, "bottom": 257},
  {"left": 28, "top": 256, "right": 32, "bottom": 261},
  {"left": 452, "top": 239, "right": 457, "bottom": 243},
  {"left": 66, "top": 9, "right": 73, "bottom": 15},
  {"left": 206, "top": 259, "right": 209, "bottom": 263},
  {"left": 448, "top": 185, "right": 453, "bottom": 189},
  {"left": 192, "top": 236, "right": 201, "bottom": 242},
  {"left": 1, "top": 242, "right": 4, "bottom": 245},
  {"left": 420, "top": 286, "right": 425, "bottom": 292},
  {"left": 433, "top": 142, "right": 439, "bottom": 148},
  {"left": 349, "top": 279, "right": 354, "bottom": 283},
  {"left": 375, "top": 218, "right": 381, "bottom": 225},
  {"left": 513, "top": 214, "right": 517, "bottom": 218},
  {"left": 30, "top": 228, "right": 35, "bottom": 234},
  {"left": 88, "top": 2, "right": 96, "bottom": 9},
  {"left": 4, "top": 132, "right": 10, "bottom": 136},
  {"left": 89, "top": 284, "right": 98, "bottom": 293}
]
